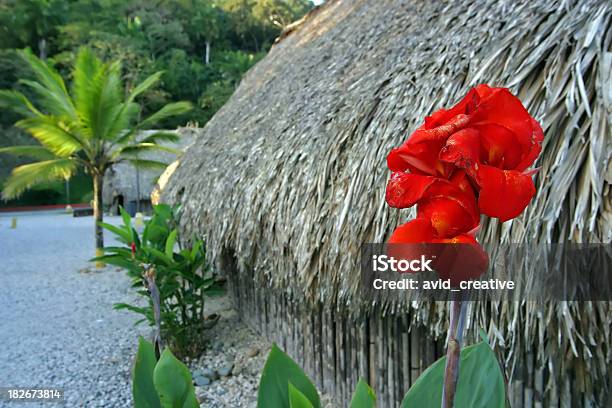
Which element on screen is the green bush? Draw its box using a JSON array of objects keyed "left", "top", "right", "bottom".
[{"left": 96, "top": 204, "right": 224, "bottom": 357}]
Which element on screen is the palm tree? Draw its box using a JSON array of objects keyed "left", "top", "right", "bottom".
[{"left": 0, "top": 48, "right": 192, "bottom": 254}]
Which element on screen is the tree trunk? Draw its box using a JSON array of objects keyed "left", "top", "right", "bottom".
[
  {"left": 38, "top": 38, "right": 47, "bottom": 60},
  {"left": 93, "top": 172, "right": 104, "bottom": 253}
]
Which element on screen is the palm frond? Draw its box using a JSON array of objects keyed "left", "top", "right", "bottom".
[
  {"left": 140, "top": 131, "right": 180, "bottom": 144},
  {"left": 0, "top": 90, "right": 42, "bottom": 118},
  {"left": 72, "top": 48, "right": 124, "bottom": 140},
  {"left": 127, "top": 158, "right": 169, "bottom": 170},
  {"left": 15, "top": 116, "right": 84, "bottom": 157},
  {"left": 2, "top": 158, "right": 77, "bottom": 199},
  {"left": 104, "top": 102, "right": 140, "bottom": 145},
  {"left": 118, "top": 143, "right": 181, "bottom": 157},
  {"left": 126, "top": 71, "right": 164, "bottom": 104},
  {"left": 0, "top": 146, "right": 56, "bottom": 160},
  {"left": 18, "top": 50, "right": 76, "bottom": 118},
  {"left": 137, "top": 101, "right": 193, "bottom": 130}
]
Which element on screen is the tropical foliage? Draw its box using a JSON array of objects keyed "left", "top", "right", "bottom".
[
  {"left": 132, "top": 337, "right": 199, "bottom": 408},
  {"left": 96, "top": 204, "right": 224, "bottom": 357},
  {"left": 0, "top": 0, "right": 313, "bottom": 207},
  {"left": 258, "top": 338, "right": 506, "bottom": 408},
  {"left": 0, "top": 48, "right": 191, "bottom": 249},
  {"left": 0, "top": 0, "right": 314, "bottom": 130}
]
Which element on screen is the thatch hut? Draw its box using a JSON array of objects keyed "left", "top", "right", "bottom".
[
  {"left": 160, "top": 0, "right": 611, "bottom": 406},
  {"left": 104, "top": 129, "right": 193, "bottom": 215}
]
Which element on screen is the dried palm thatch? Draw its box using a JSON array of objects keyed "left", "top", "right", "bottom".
[{"left": 161, "top": 0, "right": 611, "bottom": 403}]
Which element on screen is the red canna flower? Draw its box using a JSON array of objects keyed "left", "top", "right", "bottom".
[
  {"left": 131, "top": 242, "right": 136, "bottom": 257},
  {"left": 385, "top": 85, "right": 543, "bottom": 285},
  {"left": 387, "top": 84, "right": 543, "bottom": 221}
]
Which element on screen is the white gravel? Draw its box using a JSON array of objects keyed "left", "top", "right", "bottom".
[
  {"left": 0, "top": 212, "right": 336, "bottom": 408},
  {"left": 0, "top": 212, "right": 148, "bottom": 407}
]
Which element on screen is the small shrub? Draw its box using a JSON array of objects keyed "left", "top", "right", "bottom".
[{"left": 96, "top": 204, "right": 224, "bottom": 357}]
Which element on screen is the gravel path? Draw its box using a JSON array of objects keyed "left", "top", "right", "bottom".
[{"left": 0, "top": 212, "right": 147, "bottom": 407}]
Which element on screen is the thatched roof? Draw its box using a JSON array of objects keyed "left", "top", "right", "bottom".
[{"left": 161, "top": 0, "right": 611, "bottom": 396}]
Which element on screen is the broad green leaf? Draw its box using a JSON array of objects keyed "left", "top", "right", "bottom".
[
  {"left": 153, "top": 204, "right": 172, "bottom": 221},
  {"left": 133, "top": 337, "right": 162, "bottom": 408},
  {"left": 98, "top": 221, "right": 132, "bottom": 243},
  {"left": 257, "top": 344, "right": 320, "bottom": 408},
  {"left": 350, "top": 379, "right": 376, "bottom": 408},
  {"left": 289, "top": 383, "right": 314, "bottom": 408},
  {"left": 165, "top": 229, "right": 178, "bottom": 258},
  {"left": 401, "top": 341, "right": 505, "bottom": 408},
  {"left": 90, "top": 255, "right": 138, "bottom": 271},
  {"left": 153, "top": 349, "right": 198, "bottom": 408},
  {"left": 114, "top": 303, "right": 151, "bottom": 317},
  {"left": 120, "top": 206, "right": 133, "bottom": 229},
  {"left": 143, "top": 247, "right": 174, "bottom": 266}
]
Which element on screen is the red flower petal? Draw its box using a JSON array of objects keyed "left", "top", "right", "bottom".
[
  {"left": 417, "top": 174, "right": 480, "bottom": 238},
  {"left": 423, "top": 87, "right": 480, "bottom": 129},
  {"left": 410, "top": 114, "right": 471, "bottom": 144},
  {"left": 385, "top": 172, "right": 437, "bottom": 208},
  {"left": 474, "top": 123, "right": 522, "bottom": 169},
  {"left": 417, "top": 197, "right": 479, "bottom": 238},
  {"left": 476, "top": 165, "right": 536, "bottom": 222},
  {"left": 514, "top": 118, "right": 544, "bottom": 172},
  {"left": 387, "top": 140, "right": 451, "bottom": 176},
  {"left": 471, "top": 87, "right": 536, "bottom": 152},
  {"left": 388, "top": 218, "right": 437, "bottom": 244},
  {"left": 431, "top": 235, "right": 489, "bottom": 286},
  {"left": 439, "top": 128, "right": 481, "bottom": 170}
]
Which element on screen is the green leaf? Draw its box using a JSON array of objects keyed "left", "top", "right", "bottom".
[
  {"left": 18, "top": 49, "right": 76, "bottom": 119},
  {"left": 119, "top": 143, "right": 180, "bottom": 157},
  {"left": 401, "top": 341, "right": 505, "bottom": 408},
  {"left": 165, "top": 229, "right": 178, "bottom": 258},
  {"left": 153, "top": 348, "right": 198, "bottom": 408},
  {"left": 257, "top": 344, "right": 320, "bottom": 408},
  {"left": 15, "top": 115, "right": 83, "bottom": 157},
  {"left": 289, "top": 383, "right": 314, "bottom": 408},
  {"left": 137, "top": 101, "right": 192, "bottom": 130},
  {"left": 0, "top": 146, "right": 55, "bottom": 160},
  {"left": 98, "top": 221, "right": 132, "bottom": 243},
  {"left": 143, "top": 247, "right": 174, "bottom": 266},
  {"left": 0, "top": 89, "right": 42, "bottom": 117},
  {"left": 128, "top": 158, "right": 170, "bottom": 170},
  {"left": 140, "top": 132, "right": 180, "bottom": 145},
  {"left": 133, "top": 337, "right": 162, "bottom": 408},
  {"left": 1, "top": 158, "right": 76, "bottom": 199},
  {"left": 91, "top": 255, "right": 139, "bottom": 271},
  {"left": 127, "top": 71, "right": 164, "bottom": 103},
  {"left": 350, "top": 379, "right": 376, "bottom": 408}
]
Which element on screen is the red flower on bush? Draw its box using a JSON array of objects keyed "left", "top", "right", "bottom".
[
  {"left": 386, "top": 85, "right": 543, "bottom": 284},
  {"left": 387, "top": 84, "right": 543, "bottom": 221}
]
